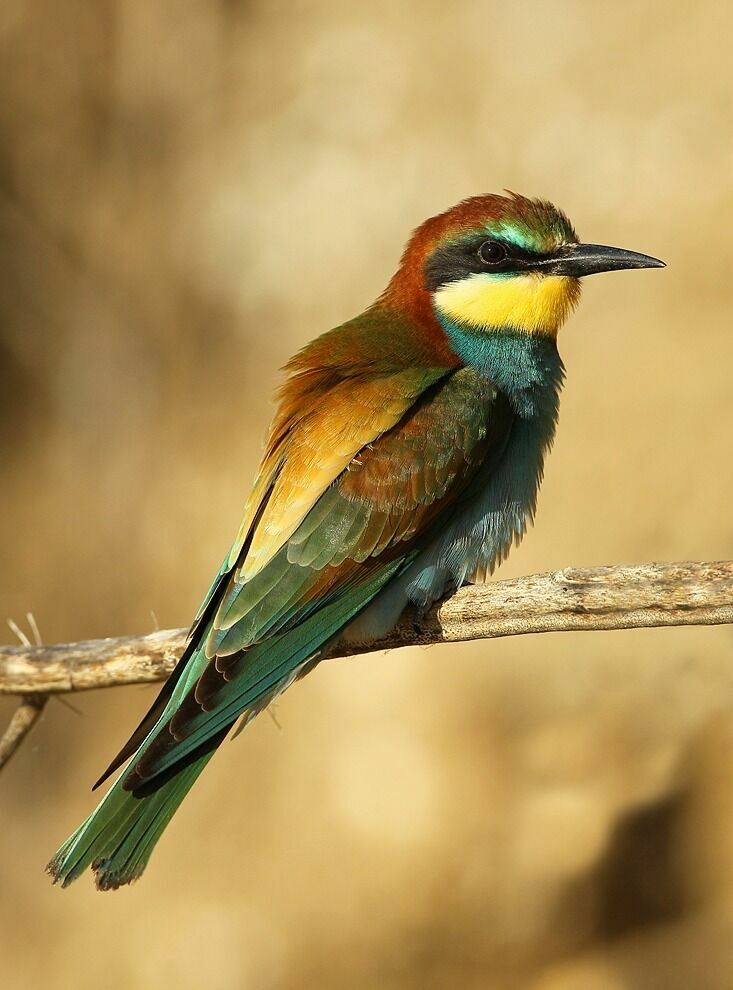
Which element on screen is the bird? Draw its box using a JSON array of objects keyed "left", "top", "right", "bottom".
[{"left": 47, "top": 192, "right": 664, "bottom": 889}]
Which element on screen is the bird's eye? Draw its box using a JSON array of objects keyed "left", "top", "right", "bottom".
[{"left": 478, "top": 240, "right": 508, "bottom": 266}]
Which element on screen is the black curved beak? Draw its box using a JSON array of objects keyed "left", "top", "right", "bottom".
[{"left": 550, "top": 242, "right": 666, "bottom": 277}]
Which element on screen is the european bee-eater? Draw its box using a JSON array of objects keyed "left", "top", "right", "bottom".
[{"left": 47, "top": 192, "right": 663, "bottom": 889}]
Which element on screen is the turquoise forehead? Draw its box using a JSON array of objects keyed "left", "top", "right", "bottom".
[{"left": 484, "top": 217, "right": 572, "bottom": 253}]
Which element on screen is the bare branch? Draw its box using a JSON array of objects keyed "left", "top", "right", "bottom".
[
  {"left": 1, "top": 561, "right": 732, "bottom": 699},
  {"left": 0, "top": 695, "right": 48, "bottom": 770}
]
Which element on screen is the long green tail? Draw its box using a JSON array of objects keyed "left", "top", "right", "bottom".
[
  {"left": 46, "top": 744, "right": 219, "bottom": 890},
  {"left": 47, "top": 612, "right": 224, "bottom": 890},
  {"left": 47, "top": 557, "right": 407, "bottom": 889}
]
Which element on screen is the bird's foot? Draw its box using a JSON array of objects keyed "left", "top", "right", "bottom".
[{"left": 412, "top": 606, "right": 428, "bottom": 637}]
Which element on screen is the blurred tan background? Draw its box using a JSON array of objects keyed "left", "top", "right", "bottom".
[{"left": 2, "top": 1, "right": 733, "bottom": 987}]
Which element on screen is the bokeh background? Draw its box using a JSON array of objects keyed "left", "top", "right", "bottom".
[{"left": 2, "top": 2, "right": 733, "bottom": 987}]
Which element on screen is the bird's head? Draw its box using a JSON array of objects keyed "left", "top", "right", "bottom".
[{"left": 385, "top": 192, "right": 664, "bottom": 340}]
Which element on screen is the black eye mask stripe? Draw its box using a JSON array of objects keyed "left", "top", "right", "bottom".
[{"left": 424, "top": 237, "right": 559, "bottom": 292}]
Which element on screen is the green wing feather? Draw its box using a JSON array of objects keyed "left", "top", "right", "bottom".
[{"left": 127, "top": 368, "right": 508, "bottom": 788}]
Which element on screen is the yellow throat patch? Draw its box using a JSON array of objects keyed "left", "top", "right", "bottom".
[{"left": 433, "top": 272, "right": 580, "bottom": 337}]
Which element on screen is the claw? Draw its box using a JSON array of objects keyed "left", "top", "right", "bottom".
[{"left": 412, "top": 605, "right": 430, "bottom": 637}]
